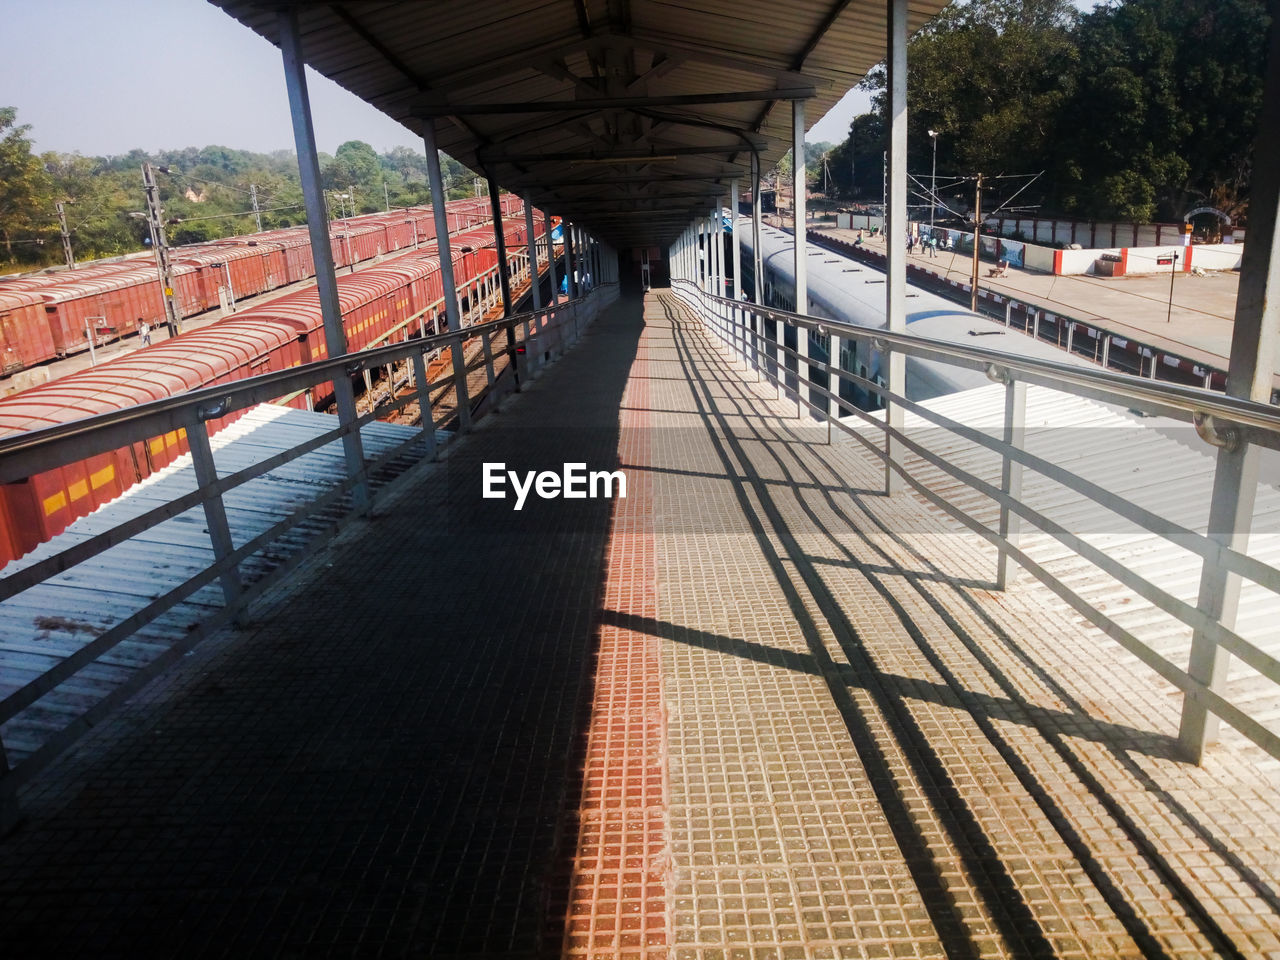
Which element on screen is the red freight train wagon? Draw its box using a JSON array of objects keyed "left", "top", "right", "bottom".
[
  {"left": 247, "top": 228, "right": 315, "bottom": 284},
  {"left": 0, "top": 289, "right": 58, "bottom": 374},
  {"left": 176, "top": 241, "right": 282, "bottom": 309},
  {"left": 29, "top": 272, "right": 165, "bottom": 354},
  {"left": 0, "top": 319, "right": 302, "bottom": 566},
  {"left": 336, "top": 222, "right": 388, "bottom": 265}
]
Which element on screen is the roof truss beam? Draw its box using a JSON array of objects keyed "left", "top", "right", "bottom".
[
  {"left": 509, "top": 172, "right": 738, "bottom": 188},
  {"left": 403, "top": 33, "right": 822, "bottom": 102},
  {"left": 417, "top": 86, "right": 815, "bottom": 117},
  {"left": 478, "top": 142, "right": 762, "bottom": 165}
]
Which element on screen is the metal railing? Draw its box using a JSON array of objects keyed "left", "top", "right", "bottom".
[
  {"left": 674, "top": 278, "right": 1280, "bottom": 765},
  {"left": 0, "top": 282, "right": 617, "bottom": 798}
]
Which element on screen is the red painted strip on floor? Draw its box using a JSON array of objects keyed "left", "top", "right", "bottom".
[{"left": 561, "top": 312, "right": 668, "bottom": 958}]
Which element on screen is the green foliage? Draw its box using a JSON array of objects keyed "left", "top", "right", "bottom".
[
  {"left": 0, "top": 107, "right": 55, "bottom": 265},
  {"left": 324, "top": 140, "right": 383, "bottom": 211},
  {"left": 0, "top": 110, "right": 481, "bottom": 272},
  {"left": 848, "top": 0, "right": 1269, "bottom": 223},
  {"left": 828, "top": 112, "right": 885, "bottom": 200},
  {"left": 1055, "top": 0, "right": 1268, "bottom": 220}
]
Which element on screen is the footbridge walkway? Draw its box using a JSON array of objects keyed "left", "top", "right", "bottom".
[{"left": 2, "top": 287, "right": 1278, "bottom": 959}]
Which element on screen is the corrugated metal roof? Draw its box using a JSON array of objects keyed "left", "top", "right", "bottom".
[
  {"left": 0, "top": 405, "right": 439, "bottom": 767},
  {"left": 207, "top": 0, "right": 949, "bottom": 250},
  {"left": 850, "top": 383, "right": 1280, "bottom": 757}
]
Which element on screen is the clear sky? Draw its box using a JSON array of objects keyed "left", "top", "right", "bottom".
[
  {"left": 0, "top": 0, "right": 419, "bottom": 157},
  {"left": 0, "top": 0, "right": 1097, "bottom": 158}
]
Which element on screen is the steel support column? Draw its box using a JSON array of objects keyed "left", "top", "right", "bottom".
[
  {"left": 545, "top": 210, "right": 559, "bottom": 305},
  {"left": 731, "top": 179, "right": 742, "bottom": 301},
  {"left": 751, "top": 153, "right": 763, "bottom": 304},
  {"left": 423, "top": 121, "right": 463, "bottom": 334},
  {"left": 709, "top": 212, "right": 716, "bottom": 294},
  {"left": 278, "top": 8, "right": 367, "bottom": 511},
  {"left": 692, "top": 220, "right": 701, "bottom": 290},
  {"left": 793, "top": 99, "right": 811, "bottom": 414},
  {"left": 565, "top": 223, "right": 578, "bottom": 299},
  {"left": 524, "top": 198, "right": 542, "bottom": 311},
  {"left": 884, "top": 0, "right": 909, "bottom": 495},
  {"left": 487, "top": 176, "right": 513, "bottom": 317},
  {"left": 1178, "top": 13, "right": 1280, "bottom": 762},
  {"left": 712, "top": 205, "right": 724, "bottom": 298},
  {"left": 706, "top": 214, "right": 714, "bottom": 293},
  {"left": 589, "top": 231, "right": 598, "bottom": 289}
]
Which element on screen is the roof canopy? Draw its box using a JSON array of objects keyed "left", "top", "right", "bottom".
[{"left": 209, "top": 0, "right": 947, "bottom": 249}]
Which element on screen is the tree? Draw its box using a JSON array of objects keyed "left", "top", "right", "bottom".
[
  {"left": 0, "top": 107, "right": 54, "bottom": 265},
  {"left": 1055, "top": 0, "right": 1269, "bottom": 221},
  {"left": 860, "top": 0, "right": 1079, "bottom": 190},
  {"left": 831, "top": 112, "right": 887, "bottom": 201},
  {"left": 324, "top": 140, "right": 384, "bottom": 210}
]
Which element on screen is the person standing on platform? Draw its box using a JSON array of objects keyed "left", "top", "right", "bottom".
[{"left": 137, "top": 318, "right": 151, "bottom": 347}]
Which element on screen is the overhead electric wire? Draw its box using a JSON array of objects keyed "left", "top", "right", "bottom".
[{"left": 166, "top": 203, "right": 303, "bottom": 224}]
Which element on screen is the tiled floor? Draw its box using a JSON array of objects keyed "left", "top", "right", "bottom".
[{"left": 2, "top": 288, "right": 1278, "bottom": 959}]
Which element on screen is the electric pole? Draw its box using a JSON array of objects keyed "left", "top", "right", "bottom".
[
  {"left": 383, "top": 181, "right": 390, "bottom": 212},
  {"left": 142, "top": 162, "right": 182, "bottom": 337},
  {"left": 970, "top": 172, "right": 983, "bottom": 313},
  {"left": 56, "top": 202, "right": 75, "bottom": 270},
  {"left": 250, "top": 183, "right": 263, "bottom": 232}
]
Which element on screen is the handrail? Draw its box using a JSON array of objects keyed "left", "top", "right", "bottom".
[
  {"left": 673, "top": 277, "right": 1280, "bottom": 765},
  {"left": 689, "top": 282, "right": 1280, "bottom": 441},
  {"left": 0, "top": 278, "right": 618, "bottom": 799},
  {"left": 0, "top": 296, "right": 572, "bottom": 485}
]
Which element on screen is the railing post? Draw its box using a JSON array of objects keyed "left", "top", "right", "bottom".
[
  {"left": 774, "top": 319, "right": 785, "bottom": 399},
  {"left": 734, "top": 305, "right": 745, "bottom": 367},
  {"left": 794, "top": 322, "right": 803, "bottom": 419},
  {"left": 827, "top": 330, "right": 841, "bottom": 444},
  {"left": 511, "top": 318, "right": 528, "bottom": 384},
  {"left": 411, "top": 350, "right": 438, "bottom": 460},
  {"left": 481, "top": 330, "right": 496, "bottom": 388},
  {"left": 480, "top": 328, "right": 499, "bottom": 410},
  {"left": 186, "top": 414, "right": 246, "bottom": 623},
  {"left": 1179, "top": 441, "right": 1260, "bottom": 761},
  {"left": 747, "top": 313, "right": 757, "bottom": 381},
  {"left": 533, "top": 311, "right": 546, "bottom": 373},
  {"left": 996, "top": 378, "right": 1027, "bottom": 589},
  {"left": 451, "top": 332, "right": 472, "bottom": 432}
]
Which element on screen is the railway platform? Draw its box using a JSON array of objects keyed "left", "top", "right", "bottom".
[
  {"left": 815, "top": 226, "right": 1251, "bottom": 379},
  {"left": 2, "top": 288, "right": 1278, "bottom": 959}
]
